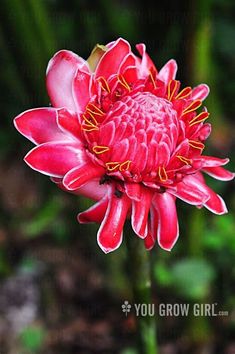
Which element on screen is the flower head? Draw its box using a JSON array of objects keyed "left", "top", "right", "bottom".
[{"left": 14, "top": 38, "right": 234, "bottom": 253}]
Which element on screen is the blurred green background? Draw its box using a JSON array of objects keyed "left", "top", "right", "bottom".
[{"left": 0, "top": 0, "right": 234, "bottom": 353}]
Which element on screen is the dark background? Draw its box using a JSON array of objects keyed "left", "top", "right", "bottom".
[{"left": 0, "top": 0, "right": 234, "bottom": 353}]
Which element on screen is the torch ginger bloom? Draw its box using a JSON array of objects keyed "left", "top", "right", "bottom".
[{"left": 14, "top": 38, "right": 234, "bottom": 253}]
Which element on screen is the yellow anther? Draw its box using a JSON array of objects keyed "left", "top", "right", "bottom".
[
  {"left": 118, "top": 75, "right": 131, "bottom": 92},
  {"left": 81, "top": 124, "right": 99, "bottom": 132},
  {"left": 188, "top": 140, "right": 205, "bottom": 150},
  {"left": 189, "top": 112, "right": 209, "bottom": 127},
  {"left": 82, "top": 113, "right": 98, "bottom": 128},
  {"left": 119, "top": 160, "right": 131, "bottom": 171},
  {"left": 175, "top": 86, "right": 192, "bottom": 100},
  {"left": 97, "top": 76, "right": 111, "bottom": 93},
  {"left": 149, "top": 70, "right": 156, "bottom": 89},
  {"left": 182, "top": 100, "right": 202, "bottom": 115},
  {"left": 158, "top": 166, "right": 168, "bottom": 182},
  {"left": 92, "top": 145, "right": 110, "bottom": 154},
  {"left": 176, "top": 155, "right": 192, "bottom": 165},
  {"left": 167, "top": 80, "right": 178, "bottom": 101},
  {"left": 106, "top": 162, "right": 120, "bottom": 171},
  {"left": 87, "top": 103, "right": 104, "bottom": 116}
]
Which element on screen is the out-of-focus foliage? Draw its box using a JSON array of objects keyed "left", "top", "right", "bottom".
[{"left": 0, "top": 0, "right": 234, "bottom": 353}]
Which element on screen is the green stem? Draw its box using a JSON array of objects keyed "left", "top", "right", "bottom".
[{"left": 125, "top": 222, "right": 158, "bottom": 354}]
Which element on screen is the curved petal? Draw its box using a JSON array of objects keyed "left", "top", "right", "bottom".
[
  {"left": 78, "top": 195, "right": 108, "bottom": 223},
  {"left": 125, "top": 182, "right": 141, "bottom": 201},
  {"left": 131, "top": 186, "right": 152, "bottom": 238},
  {"left": 63, "top": 163, "right": 105, "bottom": 190},
  {"left": 14, "top": 108, "right": 68, "bottom": 145},
  {"left": 136, "top": 43, "right": 156, "bottom": 78},
  {"left": 203, "top": 166, "right": 235, "bottom": 181},
  {"left": 191, "top": 84, "right": 210, "bottom": 101},
  {"left": 24, "top": 141, "right": 85, "bottom": 177},
  {"left": 57, "top": 108, "right": 83, "bottom": 141},
  {"left": 171, "top": 178, "right": 210, "bottom": 205},
  {"left": 72, "top": 69, "right": 92, "bottom": 112},
  {"left": 46, "top": 50, "right": 89, "bottom": 111},
  {"left": 157, "top": 59, "right": 177, "bottom": 83},
  {"left": 153, "top": 192, "right": 179, "bottom": 251},
  {"left": 184, "top": 175, "right": 228, "bottom": 214},
  {"left": 199, "top": 156, "right": 230, "bottom": 168},
  {"left": 97, "top": 188, "right": 131, "bottom": 253},
  {"left": 95, "top": 38, "right": 130, "bottom": 79},
  {"left": 144, "top": 207, "right": 158, "bottom": 250}
]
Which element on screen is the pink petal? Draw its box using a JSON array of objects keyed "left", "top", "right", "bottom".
[
  {"left": 72, "top": 69, "right": 92, "bottom": 112},
  {"left": 185, "top": 175, "right": 228, "bottom": 214},
  {"left": 125, "top": 183, "right": 141, "bottom": 201},
  {"left": 131, "top": 187, "right": 152, "bottom": 238},
  {"left": 203, "top": 166, "right": 235, "bottom": 181},
  {"left": 25, "top": 141, "right": 84, "bottom": 177},
  {"left": 57, "top": 108, "right": 83, "bottom": 141},
  {"left": 75, "top": 179, "right": 108, "bottom": 201},
  {"left": 97, "top": 188, "right": 131, "bottom": 253},
  {"left": 14, "top": 108, "right": 67, "bottom": 145},
  {"left": 63, "top": 163, "right": 105, "bottom": 190},
  {"left": 153, "top": 193, "right": 179, "bottom": 251},
  {"left": 136, "top": 43, "right": 156, "bottom": 78},
  {"left": 171, "top": 178, "right": 210, "bottom": 205},
  {"left": 199, "top": 156, "right": 230, "bottom": 167},
  {"left": 157, "top": 59, "right": 178, "bottom": 83},
  {"left": 46, "top": 50, "right": 89, "bottom": 111},
  {"left": 95, "top": 38, "right": 130, "bottom": 79},
  {"left": 191, "top": 84, "right": 210, "bottom": 101},
  {"left": 78, "top": 195, "right": 108, "bottom": 223},
  {"left": 144, "top": 207, "right": 158, "bottom": 250}
]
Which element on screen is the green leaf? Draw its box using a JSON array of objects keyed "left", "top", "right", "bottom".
[{"left": 20, "top": 324, "right": 45, "bottom": 352}]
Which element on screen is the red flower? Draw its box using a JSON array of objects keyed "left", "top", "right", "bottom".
[{"left": 14, "top": 38, "right": 234, "bottom": 253}]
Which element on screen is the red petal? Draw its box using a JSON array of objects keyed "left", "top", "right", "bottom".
[
  {"left": 144, "top": 207, "right": 158, "bottom": 250},
  {"left": 72, "top": 69, "right": 92, "bottom": 112},
  {"left": 153, "top": 193, "right": 179, "bottom": 251},
  {"left": 46, "top": 50, "right": 89, "bottom": 111},
  {"left": 25, "top": 142, "right": 84, "bottom": 177},
  {"left": 57, "top": 108, "right": 83, "bottom": 140},
  {"left": 171, "top": 178, "right": 210, "bottom": 205},
  {"left": 125, "top": 183, "right": 141, "bottom": 201},
  {"left": 203, "top": 166, "right": 235, "bottom": 181},
  {"left": 191, "top": 84, "right": 209, "bottom": 101},
  {"left": 78, "top": 195, "right": 108, "bottom": 223},
  {"left": 63, "top": 163, "right": 105, "bottom": 190},
  {"left": 136, "top": 43, "right": 156, "bottom": 78},
  {"left": 97, "top": 189, "right": 131, "bottom": 253},
  {"left": 157, "top": 59, "right": 177, "bottom": 83},
  {"left": 14, "top": 108, "right": 67, "bottom": 144},
  {"left": 95, "top": 38, "right": 130, "bottom": 79},
  {"left": 131, "top": 187, "right": 152, "bottom": 238},
  {"left": 199, "top": 156, "right": 230, "bottom": 167}
]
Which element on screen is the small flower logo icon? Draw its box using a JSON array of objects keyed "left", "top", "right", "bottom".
[{"left": 122, "top": 300, "right": 132, "bottom": 316}]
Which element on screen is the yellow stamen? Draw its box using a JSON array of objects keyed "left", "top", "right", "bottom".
[
  {"left": 167, "top": 80, "right": 178, "bottom": 101},
  {"left": 87, "top": 103, "right": 104, "bottom": 116},
  {"left": 118, "top": 75, "right": 131, "bottom": 92},
  {"left": 119, "top": 160, "right": 131, "bottom": 171},
  {"left": 149, "top": 70, "right": 156, "bottom": 89},
  {"left": 106, "top": 162, "right": 120, "bottom": 171},
  {"left": 175, "top": 86, "right": 192, "bottom": 100},
  {"left": 158, "top": 166, "right": 168, "bottom": 182},
  {"left": 182, "top": 100, "right": 202, "bottom": 115},
  {"left": 92, "top": 145, "right": 110, "bottom": 154},
  {"left": 176, "top": 155, "right": 192, "bottom": 165},
  {"left": 81, "top": 124, "right": 99, "bottom": 132},
  {"left": 98, "top": 76, "right": 111, "bottom": 93},
  {"left": 189, "top": 112, "right": 209, "bottom": 127},
  {"left": 189, "top": 140, "right": 205, "bottom": 150},
  {"left": 82, "top": 113, "right": 98, "bottom": 127}
]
